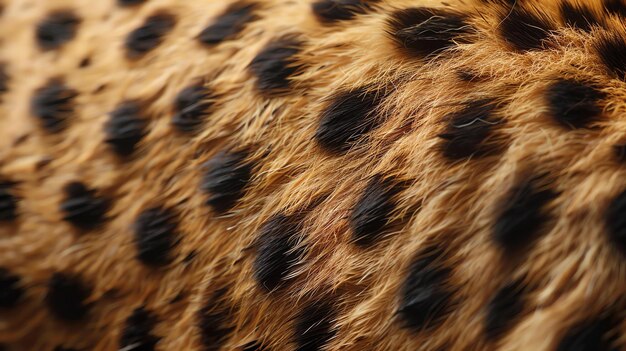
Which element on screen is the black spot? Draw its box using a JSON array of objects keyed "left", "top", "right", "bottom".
[
  {"left": 201, "top": 150, "right": 253, "bottom": 213},
  {"left": 198, "top": 1, "right": 258, "bottom": 45},
  {"left": 493, "top": 175, "right": 557, "bottom": 252},
  {"left": 295, "top": 300, "right": 337, "bottom": 351},
  {"left": 31, "top": 80, "right": 78, "bottom": 133},
  {"left": 398, "top": 244, "right": 454, "bottom": 331},
  {"left": 438, "top": 98, "right": 503, "bottom": 160},
  {"left": 315, "top": 87, "right": 385, "bottom": 153},
  {"left": 312, "top": 0, "right": 378, "bottom": 23},
  {"left": 125, "top": 13, "right": 176, "bottom": 59},
  {"left": 172, "top": 84, "right": 214, "bottom": 133},
  {"left": 500, "top": 7, "right": 554, "bottom": 52},
  {"left": 546, "top": 78, "right": 605, "bottom": 129},
  {"left": 118, "top": 0, "right": 147, "bottom": 6},
  {"left": 0, "top": 268, "right": 24, "bottom": 308},
  {"left": 606, "top": 188, "right": 626, "bottom": 256},
  {"left": 484, "top": 278, "right": 526, "bottom": 340},
  {"left": 61, "top": 182, "right": 109, "bottom": 231},
  {"left": 350, "top": 175, "right": 404, "bottom": 246},
  {"left": 36, "top": 11, "right": 80, "bottom": 50},
  {"left": 596, "top": 32, "right": 626, "bottom": 81},
  {"left": 0, "top": 64, "right": 8, "bottom": 95},
  {"left": 456, "top": 69, "right": 482, "bottom": 82},
  {"left": 104, "top": 101, "right": 147, "bottom": 157},
  {"left": 45, "top": 272, "right": 91, "bottom": 321},
  {"left": 561, "top": 2, "right": 600, "bottom": 32},
  {"left": 604, "top": 0, "right": 626, "bottom": 17},
  {"left": 249, "top": 37, "right": 303, "bottom": 95},
  {"left": 79, "top": 56, "right": 91, "bottom": 68},
  {"left": 134, "top": 206, "right": 179, "bottom": 267},
  {"left": 0, "top": 181, "right": 18, "bottom": 222},
  {"left": 253, "top": 214, "right": 305, "bottom": 291},
  {"left": 556, "top": 316, "right": 619, "bottom": 351},
  {"left": 387, "top": 7, "right": 472, "bottom": 57},
  {"left": 120, "top": 307, "right": 160, "bottom": 351},
  {"left": 197, "top": 288, "right": 234, "bottom": 351}
]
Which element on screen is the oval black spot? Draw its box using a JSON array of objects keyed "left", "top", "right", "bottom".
[
  {"left": 312, "top": 0, "right": 378, "bottom": 23},
  {"left": 201, "top": 150, "right": 253, "bottom": 214},
  {"left": 254, "top": 214, "right": 306, "bottom": 291},
  {"left": 78, "top": 56, "right": 91, "bottom": 68},
  {"left": 295, "top": 300, "right": 337, "bottom": 351},
  {"left": 125, "top": 13, "right": 176, "bottom": 59},
  {"left": 45, "top": 272, "right": 91, "bottom": 321},
  {"left": 387, "top": 7, "right": 472, "bottom": 57},
  {"left": 546, "top": 79, "right": 605, "bottom": 129},
  {"left": 561, "top": 2, "right": 600, "bottom": 32},
  {"left": 104, "top": 101, "right": 147, "bottom": 157},
  {"left": 36, "top": 11, "right": 80, "bottom": 50},
  {"left": 250, "top": 37, "right": 303, "bottom": 95},
  {"left": 315, "top": 87, "right": 385, "bottom": 153},
  {"left": 172, "top": 84, "right": 214, "bottom": 133},
  {"left": 484, "top": 278, "right": 526, "bottom": 340},
  {"left": 120, "top": 307, "right": 160, "bottom": 351},
  {"left": 198, "top": 1, "right": 258, "bottom": 45},
  {"left": 456, "top": 69, "right": 482, "bottom": 83},
  {"left": 0, "top": 181, "right": 18, "bottom": 222},
  {"left": 350, "top": 175, "right": 403, "bottom": 246},
  {"left": 134, "top": 206, "right": 179, "bottom": 267},
  {"left": 0, "top": 268, "right": 24, "bottom": 308},
  {"left": 438, "top": 98, "right": 503, "bottom": 160},
  {"left": 398, "top": 244, "right": 454, "bottom": 331},
  {"left": 596, "top": 32, "right": 626, "bottom": 81},
  {"left": 0, "top": 64, "right": 9, "bottom": 96},
  {"left": 61, "top": 182, "right": 109, "bottom": 231},
  {"left": 197, "top": 288, "right": 234, "bottom": 350},
  {"left": 500, "top": 7, "right": 554, "bottom": 52},
  {"left": 31, "top": 80, "right": 78, "bottom": 133},
  {"left": 493, "top": 175, "right": 557, "bottom": 253},
  {"left": 556, "top": 315, "right": 619, "bottom": 351},
  {"left": 118, "top": 0, "right": 147, "bottom": 6}
]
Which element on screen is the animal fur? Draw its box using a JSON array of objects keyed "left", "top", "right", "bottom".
[{"left": 0, "top": 0, "right": 625, "bottom": 350}]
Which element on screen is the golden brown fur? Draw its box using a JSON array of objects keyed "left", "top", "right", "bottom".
[{"left": 0, "top": 0, "right": 625, "bottom": 350}]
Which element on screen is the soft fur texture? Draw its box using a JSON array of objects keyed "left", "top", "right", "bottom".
[{"left": 0, "top": 0, "right": 625, "bottom": 350}]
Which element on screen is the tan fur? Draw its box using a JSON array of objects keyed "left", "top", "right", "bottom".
[{"left": 0, "top": 0, "right": 625, "bottom": 350}]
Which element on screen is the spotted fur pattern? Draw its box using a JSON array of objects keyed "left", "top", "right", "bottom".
[{"left": 0, "top": 0, "right": 626, "bottom": 350}]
